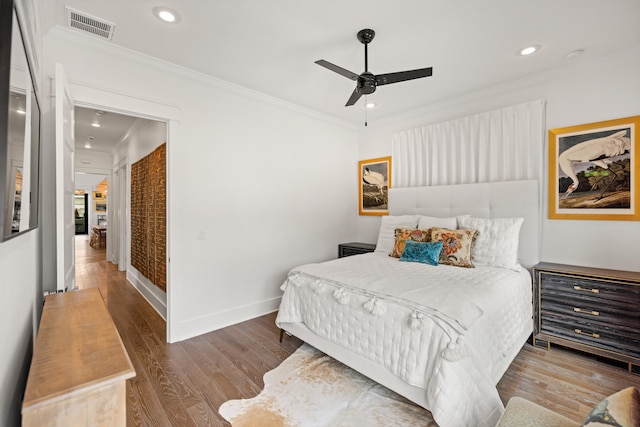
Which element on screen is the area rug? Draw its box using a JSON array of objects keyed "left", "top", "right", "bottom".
[{"left": 218, "top": 344, "right": 436, "bottom": 426}]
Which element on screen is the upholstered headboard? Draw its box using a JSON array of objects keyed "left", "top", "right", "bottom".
[{"left": 389, "top": 180, "right": 540, "bottom": 270}]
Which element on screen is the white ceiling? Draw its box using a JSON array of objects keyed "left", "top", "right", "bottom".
[
  {"left": 75, "top": 172, "right": 106, "bottom": 188},
  {"left": 74, "top": 107, "right": 140, "bottom": 154},
  {"left": 51, "top": 0, "right": 640, "bottom": 126}
]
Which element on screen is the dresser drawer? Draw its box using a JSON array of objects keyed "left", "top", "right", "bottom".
[
  {"left": 539, "top": 271, "right": 640, "bottom": 307},
  {"left": 541, "top": 291, "right": 638, "bottom": 322},
  {"left": 540, "top": 300, "right": 640, "bottom": 330},
  {"left": 540, "top": 312, "right": 640, "bottom": 359}
]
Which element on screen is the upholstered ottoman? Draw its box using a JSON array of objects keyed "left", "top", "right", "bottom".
[
  {"left": 496, "top": 387, "right": 639, "bottom": 427},
  {"left": 496, "top": 397, "right": 577, "bottom": 427}
]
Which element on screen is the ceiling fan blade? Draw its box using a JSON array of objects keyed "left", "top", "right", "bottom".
[
  {"left": 345, "top": 89, "right": 362, "bottom": 106},
  {"left": 375, "top": 67, "right": 433, "bottom": 86},
  {"left": 315, "top": 60, "right": 359, "bottom": 81}
]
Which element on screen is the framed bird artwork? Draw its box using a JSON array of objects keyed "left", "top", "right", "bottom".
[
  {"left": 358, "top": 156, "right": 391, "bottom": 216},
  {"left": 548, "top": 115, "right": 640, "bottom": 221}
]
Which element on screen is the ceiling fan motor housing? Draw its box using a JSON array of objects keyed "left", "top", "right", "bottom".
[
  {"left": 357, "top": 72, "right": 376, "bottom": 95},
  {"left": 357, "top": 29, "right": 375, "bottom": 44}
]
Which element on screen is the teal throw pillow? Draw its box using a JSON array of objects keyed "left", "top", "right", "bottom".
[{"left": 399, "top": 240, "right": 443, "bottom": 266}]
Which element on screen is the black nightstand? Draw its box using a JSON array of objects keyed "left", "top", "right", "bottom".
[{"left": 338, "top": 242, "right": 376, "bottom": 258}]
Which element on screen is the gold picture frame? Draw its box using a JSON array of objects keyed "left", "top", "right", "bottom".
[
  {"left": 548, "top": 115, "right": 640, "bottom": 221},
  {"left": 359, "top": 156, "right": 391, "bottom": 216}
]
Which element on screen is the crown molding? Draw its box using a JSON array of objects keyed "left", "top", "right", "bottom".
[{"left": 46, "top": 26, "right": 357, "bottom": 131}]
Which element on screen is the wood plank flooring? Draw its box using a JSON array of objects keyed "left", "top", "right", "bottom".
[{"left": 74, "top": 237, "right": 639, "bottom": 425}]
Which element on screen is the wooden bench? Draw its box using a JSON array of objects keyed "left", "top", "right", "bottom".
[{"left": 22, "top": 288, "right": 135, "bottom": 426}]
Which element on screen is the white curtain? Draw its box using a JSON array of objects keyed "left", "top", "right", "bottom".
[{"left": 391, "top": 99, "right": 545, "bottom": 188}]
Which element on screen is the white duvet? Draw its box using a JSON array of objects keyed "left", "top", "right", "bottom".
[{"left": 276, "top": 252, "right": 532, "bottom": 427}]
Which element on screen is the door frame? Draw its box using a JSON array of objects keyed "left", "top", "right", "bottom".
[
  {"left": 113, "top": 158, "right": 127, "bottom": 271},
  {"left": 55, "top": 64, "right": 76, "bottom": 293},
  {"left": 59, "top": 80, "right": 179, "bottom": 343}
]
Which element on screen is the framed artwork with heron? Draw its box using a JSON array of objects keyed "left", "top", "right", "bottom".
[
  {"left": 358, "top": 156, "right": 391, "bottom": 216},
  {"left": 548, "top": 115, "right": 640, "bottom": 221}
]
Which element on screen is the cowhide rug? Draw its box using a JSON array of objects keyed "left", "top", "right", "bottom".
[{"left": 218, "top": 344, "right": 436, "bottom": 426}]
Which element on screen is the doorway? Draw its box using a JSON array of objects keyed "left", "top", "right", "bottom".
[
  {"left": 73, "top": 106, "right": 168, "bottom": 315},
  {"left": 74, "top": 193, "right": 88, "bottom": 234}
]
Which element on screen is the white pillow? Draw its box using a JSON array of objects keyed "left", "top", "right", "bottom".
[
  {"left": 374, "top": 215, "right": 420, "bottom": 255},
  {"left": 457, "top": 216, "right": 524, "bottom": 270},
  {"left": 417, "top": 215, "right": 458, "bottom": 230}
]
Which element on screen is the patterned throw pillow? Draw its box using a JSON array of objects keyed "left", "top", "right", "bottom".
[
  {"left": 430, "top": 227, "right": 478, "bottom": 268},
  {"left": 399, "top": 240, "right": 443, "bottom": 266},
  {"left": 583, "top": 386, "right": 640, "bottom": 427},
  {"left": 390, "top": 228, "right": 432, "bottom": 258}
]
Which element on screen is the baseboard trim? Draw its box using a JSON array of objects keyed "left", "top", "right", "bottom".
[
  {"left": 168, "top": 297, "right": 282, "bottom": 343},
  {"left": 126, "top": 269, "right": 167, "bottom": 320}
]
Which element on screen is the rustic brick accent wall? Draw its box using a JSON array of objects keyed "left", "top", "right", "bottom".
[{"left": 131, "top": 143, "right": 166, "bottom": 292}]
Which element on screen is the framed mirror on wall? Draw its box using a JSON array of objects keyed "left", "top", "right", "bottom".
[{"left": 0, "top": 0, "right": 41, "bottom": 242}]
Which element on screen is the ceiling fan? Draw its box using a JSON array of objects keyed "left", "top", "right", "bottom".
[{"left": 315, "top": 28, "right": 433, "bottom": 107}]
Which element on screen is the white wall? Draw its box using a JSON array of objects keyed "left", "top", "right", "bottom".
[
  {"left": 0, "top": 232, "right": 39, "bottom": 426},
  {"left": 357, "top": 48, "right": 640, "bottom": 272},
  {"left": 75, "top": 149, "right": 113, "bottom": 171},
  {"left": 44, "top": 27, "right": 359, "bottom": 342},
  {"left": 115, "top": 119, "right": 169, "bottom": 319}
]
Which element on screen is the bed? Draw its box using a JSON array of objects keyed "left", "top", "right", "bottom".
[{"left": 276, "top": 180, "right": 540, "bottom": 427}]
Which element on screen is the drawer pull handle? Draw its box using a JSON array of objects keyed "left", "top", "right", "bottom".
[
  {"left": 575, "top": 329, "right": 600, "bottom": 339},
  {"left": 573, "top": 285, "right": 599, "bottom": 294},
  {"left": 573, "top": 308, "right": 600, "bottom": 316}
]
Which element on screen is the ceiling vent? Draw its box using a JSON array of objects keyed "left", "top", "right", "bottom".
[{"left": 65, "top": 7, "right": 116, "bottom": 41}]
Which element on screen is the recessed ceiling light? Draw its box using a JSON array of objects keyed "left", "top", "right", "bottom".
[
  {"left": 153, "top": 7, "right": 179, "bottom": 23},
  {"left": 518, "top": 45, "right": 540, "bottom": 56},
  {"left": 365, "top": 102, "right": 377, "bottom": 109},
  {"left": 566, "top": 49, "right": 585, "bottom": 60},
  {"left": 84, "top": 142, "right": 92, "bottom": 149},
  {"left": 92, "top": 110, "right": 103, "bottom": 127}
]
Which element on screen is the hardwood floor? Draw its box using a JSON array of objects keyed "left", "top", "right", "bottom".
[
  {"left": 74, "top": 240, "right": 639, "bottom": 425},
  {"left": 497, "top": 342, "right": 639, "bottom": 420},
  {"left": 74, "top": 236, "right": 302, "bottom": 426}
]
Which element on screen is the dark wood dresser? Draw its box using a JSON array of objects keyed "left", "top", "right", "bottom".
[
  {"left": 338, "top": 242, "right": 376, "bottom": 258},
  {"left": 533, "top": 262, "right": 640, "bottom": 374}
]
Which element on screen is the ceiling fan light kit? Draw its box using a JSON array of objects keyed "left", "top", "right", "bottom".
[{"left": 315, "top": 28, "right": 433, "bottom": 108}]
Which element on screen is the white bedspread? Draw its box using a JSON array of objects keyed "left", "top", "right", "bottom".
[{"left": 276, "top": 252, "right": 532, "bottom": 427}]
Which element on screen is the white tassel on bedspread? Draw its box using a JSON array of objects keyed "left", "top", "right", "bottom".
[
  {"left": 409, "top": 310, "right": 428, "bottom": 330},
  {"left": 441, "top": 336, "right": 470, "bottom": 361},
  {"left": 363, "top": 296, "right": 387, "bottom": 315},
  {"left": 309, "top": 280, "right": 323, "bottom": 293},
  {"left": 282, "top": 273, "right": 304, "bottom": 290},
  {"left": 333, "top": 287, "right": 350, "bottom": 305}
]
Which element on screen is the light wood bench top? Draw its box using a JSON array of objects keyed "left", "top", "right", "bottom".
[{"left": 22, "top": 288, "right": 135, "bottom": 412}]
